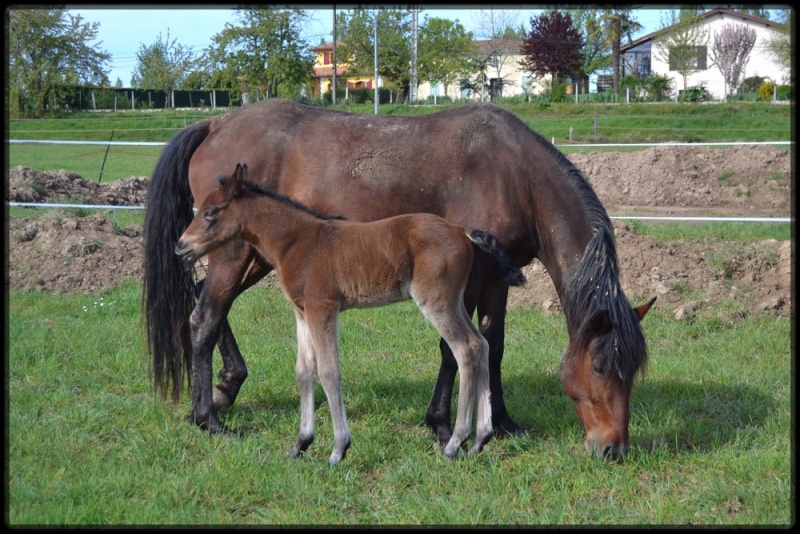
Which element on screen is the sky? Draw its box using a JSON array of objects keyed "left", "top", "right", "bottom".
[{"left": 63, "top": 6, "right": 670, "bottom": 86}]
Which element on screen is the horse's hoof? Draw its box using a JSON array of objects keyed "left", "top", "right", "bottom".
[{"left": 493, "top": 419, "right": 525, "bottom": 439}]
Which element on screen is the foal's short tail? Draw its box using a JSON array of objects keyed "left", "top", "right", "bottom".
[{"left": 468, "top": 230, "right": 526, "bottom": 287}]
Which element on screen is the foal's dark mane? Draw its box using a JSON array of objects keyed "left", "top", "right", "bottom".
[
  {"left": 543, "top": 141, "right": 648, "bottom": 383},
  {"left": 219, "top": 175, "right": 346, "bottom": 221}
]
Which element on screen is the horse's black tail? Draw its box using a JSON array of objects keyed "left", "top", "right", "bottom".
[
  {"left": 468, "top": 230, "right": 526, "bottom": 287},
  {"left": 142, "top": 119, "right": 211, "bottom": 403}
]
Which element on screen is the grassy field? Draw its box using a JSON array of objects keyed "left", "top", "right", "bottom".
[
  {"left": 6, "top": 100, "right": 793, "bottom": 526},
  {"left": 7, "top": 101, "right": 792, "bottom": 182},
  {"left": 7, "top": 280, "right": 792, "bottom": 525}
]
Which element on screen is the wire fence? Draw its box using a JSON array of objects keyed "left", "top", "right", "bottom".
[{"left": 7, "top": 138, "right": 794, "bottom": 223}]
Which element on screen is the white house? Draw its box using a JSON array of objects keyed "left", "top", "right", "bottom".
[
  {"left": 620, "top": 8, "right": 786, "bottom": 100},
  {"left": 417, "top": 39, "right": 551, "bottom": 102}
]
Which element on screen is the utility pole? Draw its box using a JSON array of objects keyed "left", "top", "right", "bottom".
[
  {"left": 373, "top": 13, "right": 379, "bottom": 114},
  {"left": 409, "top": 6, "right": 418, "bottom": 103},
  {"left": 332, "top": 5, "right": 337, "bottom": 105}
]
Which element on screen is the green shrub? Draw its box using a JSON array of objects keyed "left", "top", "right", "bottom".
[{"left": 679, "top": 85, "right": 714, "bottom": 102}]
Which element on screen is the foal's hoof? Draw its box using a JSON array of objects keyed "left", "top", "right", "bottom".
[
  {"left": 212, "top": 386, "right": 233, "bottom": 413},
  {"left": 443, "top": 443, "right": 461, "bottom": 460}
]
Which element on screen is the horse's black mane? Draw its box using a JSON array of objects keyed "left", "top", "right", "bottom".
[
  {"left": 219, "top": 175, "right": 346, "bottom": 221},
  {"left": 543, "top": 139, "right": 648, "bottom": 383}
]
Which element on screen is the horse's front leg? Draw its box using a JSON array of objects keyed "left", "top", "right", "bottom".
[
  {"left": 477, "top": 278, "right": 525, "bottom": 438},
  {"left": 188, "top": 246, "right": 250, "bottom": 434}
]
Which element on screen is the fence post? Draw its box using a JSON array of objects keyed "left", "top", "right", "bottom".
[
  {"left": 594, "top": 114, "right": 599, "bottom": 142},
  {"left": 98, "top": 130, "right": 114, "bottom": 183}
]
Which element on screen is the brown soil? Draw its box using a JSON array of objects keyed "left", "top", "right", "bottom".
[{"left": 6, "top": 145, "right": 794, "bottom": 320}]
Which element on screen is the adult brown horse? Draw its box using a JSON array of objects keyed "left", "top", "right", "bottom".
[
  {"left": 143, "top": 98, "right": 656, "bottom": 460},
  {"left": 175, "top": 162, "right": 525, "bottom": 464}
]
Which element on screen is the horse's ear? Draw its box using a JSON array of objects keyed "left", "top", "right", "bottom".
[
  {"left": 588, "top": 309, "right": 612, "bottom": 336},
  {"left": 633, "top": 296, "right": 657, "bottom": 322}
]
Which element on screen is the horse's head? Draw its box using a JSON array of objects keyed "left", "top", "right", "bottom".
[
  {"left": 560, "top": 296, "right": 656, "bottom": 461},
  {"left": 175, "top": 162, "right": 247, "bottom": 264}
]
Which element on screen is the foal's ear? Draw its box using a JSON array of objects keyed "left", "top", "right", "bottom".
[
  {"left": 224, "top": 163, "right": 246, "bottom": 199},
  {"left": 633, "top": 296, "right": 657, "bottom": 322}
]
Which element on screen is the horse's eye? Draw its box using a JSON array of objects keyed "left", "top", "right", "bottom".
[{"left": 592, "top": 363, "right": 606, "bottom": 376}]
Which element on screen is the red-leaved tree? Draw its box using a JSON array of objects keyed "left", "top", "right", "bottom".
[{"left": 518, "top": 10, "right": 584, "bottom": 85}]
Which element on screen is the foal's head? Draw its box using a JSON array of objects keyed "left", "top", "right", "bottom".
[{"left": 175, "top": 162, "right": 249, "bottom": 264}]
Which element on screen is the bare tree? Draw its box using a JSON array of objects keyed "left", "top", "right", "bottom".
[
  {"left": 467, "top": 8, "right": 522, "bottom": 100},
  {"left": 710, "top": 23, "right": 756, "bottom": 96},
  {"left": 654, "top": 10, "right": 709, "bottom": 92}
]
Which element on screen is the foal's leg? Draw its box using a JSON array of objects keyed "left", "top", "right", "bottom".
[
  {"left": 188, "top": 244, "right": 251, "bottom": 433},
  {"left": 288, "top": 311, "right": 317, "bottom": 458},
  {"left": 211, "top": 256, "right": 271, "bottom": 412},
  {"left": 420, "top": 299, "right": 485, "bottom": 459},
  {"left": 307, "top": 306, "right": 351, "bottom": 465},
  {"left": 425, "top": 275, "right": 482, "bottom": 444},
  {"left": 464, "top": 303, "right": 493, "bottom": 457}
]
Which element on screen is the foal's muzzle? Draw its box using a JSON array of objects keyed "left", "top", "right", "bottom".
[{"left": 174, "top": 243, "right": 198, "bottom": 265}]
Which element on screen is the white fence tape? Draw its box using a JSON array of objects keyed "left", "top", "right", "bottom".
[{"left": 8, "top": 139, "right": 794, "bottom": 222}]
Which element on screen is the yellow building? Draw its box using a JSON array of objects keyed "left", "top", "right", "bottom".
[{"left": 310, "top": 42, "right": 378, "bottom": 98}]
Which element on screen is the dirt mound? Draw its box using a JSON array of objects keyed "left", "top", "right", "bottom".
[{"left": 6, "top": 145, "right": 794, "bottom": 320}]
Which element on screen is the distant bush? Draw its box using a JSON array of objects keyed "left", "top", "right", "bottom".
[
  {"left": 775, "top": 84, "right": 792, "bottom": 100},
  {"left": 757, "top": 81, "right": 775, "bottom": 100},
  {"left": 679, "top": 85, "right": 714, "bottom": 103},
  {"left": 741, "top": 76, "right": 766, "bottom": 94}
]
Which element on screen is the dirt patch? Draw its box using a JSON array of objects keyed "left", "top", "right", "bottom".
[{"left": 6, "top": 145, "right": 793, "bottom": 320}]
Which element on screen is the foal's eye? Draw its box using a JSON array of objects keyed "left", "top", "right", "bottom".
[{"left": 204, "top": 207, "right": 219, "bottom": 221}]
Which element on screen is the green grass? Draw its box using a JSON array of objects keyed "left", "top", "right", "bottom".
[
  {"left": 622, "top": 220, "right": 791, "bottom": 243},
  {"left": 7, "top": 279, "right": 792, "bottom": 525},
  {"left": 7, "top": 101, "right": 792, "bottom": 181}
]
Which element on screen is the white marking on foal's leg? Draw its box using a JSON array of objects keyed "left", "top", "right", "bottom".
[{"left": 289, "top": 313, "right": 316, "bottom": 458}]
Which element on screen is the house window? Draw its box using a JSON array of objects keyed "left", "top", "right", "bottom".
[
  {"left": 669, "top": 46, "right": 707, "bottom": 71},
  {"left": 489, "top": 78, "right": 503, "bottom": 100},
  {"left": 323, "top": 52, "right": 331, "bottom": 65},
  {"left": 637, "top": 53, "right": 650, "bottom": 77},
  {"left": 521, "top": 76, "right": 532, "bottom": 94}
]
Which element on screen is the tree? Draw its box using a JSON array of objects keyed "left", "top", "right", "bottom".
[
  {"left": 564, "top": 9, "right": 611, "bottom": 94},
  {"left": 201, "top": 7, "right": 314, "bottom": 101},
  {"left": 467, "top": 9, "right": 523, "bottom": 100},
  {"left": 764, "top": 8, "right": 792, "bottom": 83},
  {"left": 132, "top": 29, "right": 195, "bottom": 106},
  {"left": 335, "top": 8, "right": 414, "bottom": 101},
  {"left": 710, "top": 23, "right": 756, "bottom": 96},
  {"left": 654, "top": 9, "right": 710, "bottom": 92},
  {"left": 8, "top": 7, "right": 110, "bottom": 117},
  {"left": 519, "top": 11, "right": 584, "bottom": 86},
  {"left": 417, "top": 16, "right": 474, "bottom": 98}
]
